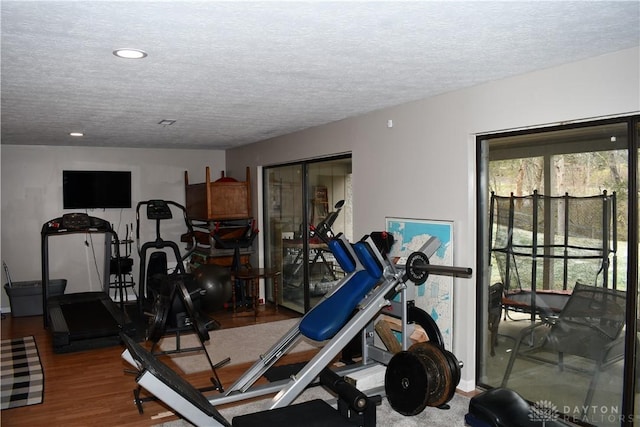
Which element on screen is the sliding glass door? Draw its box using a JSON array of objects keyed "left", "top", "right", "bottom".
[
  {"left": 263, "top": 155, "right": 352, "bottom": 313},
  {"left": 477, "top": 116, "right": 639, "bottom": 426}
]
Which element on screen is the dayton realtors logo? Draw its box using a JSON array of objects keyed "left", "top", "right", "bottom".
[
  {"left": 530, "top": 400, "right": 637, "bottom": 424},
  {"left": 529, "top": 400, "right": 559, "bottom": 425}
]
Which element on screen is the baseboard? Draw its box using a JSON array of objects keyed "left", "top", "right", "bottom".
[{"left": 458, "top": 379, "right": 476, "bottom": 393}]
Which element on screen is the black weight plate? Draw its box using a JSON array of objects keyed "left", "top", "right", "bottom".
[
  {"left": 433, "top": 348, "right": 460, "bottom": 406},
  {"left": 442, "top": 349, "right": 461, "bottom": 395},
  {"left": 147, "top": 295, "right": 170, "bottom": 343},
  {"left": 147, "top": 278, "right": 175, "bottom": 343},
  {"left": 385, "top": 350, "right": 431, "bottom": 416},
  {"left": 409, "top": 342, "right": 454, "bottom": 408},
  {"left": 405, "top": 252, "right": 430, "bottom": 285},
  {"left": 177, "top": 280, "right": 209, "bottom": 342}
]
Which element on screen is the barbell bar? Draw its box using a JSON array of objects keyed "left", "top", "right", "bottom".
[{"left": 403, "top": 251, "right": 473, "bottom": 285}]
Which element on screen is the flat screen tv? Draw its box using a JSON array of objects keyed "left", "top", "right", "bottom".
[{"left": 63, "top": 170, "right": 132, "bottom": 209}]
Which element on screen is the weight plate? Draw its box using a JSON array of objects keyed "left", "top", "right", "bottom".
[
  {"left": 147, "top": 277, "right": 175, "bottom": 343},
  {"left": 409, "top": 342, "right": 455, "bottom": 408},
  {"left": 147, "top": 300, "right": 169, "bottom": 343},
  {"left": 177, "top": 280, "right": 209, "bottom": 342},
  {"left": 434, "top": 348, "right": 460, "bottom": 406},
  {"left": 442, "top": 348, "right": 462, "bottom": 391},
  {"left": 147, "top": 294, "right": 170, "bottom": 343},
  {"left": 385, "top": 350, "right": 432, "bottom": 416},
  {"left": 405, "top": 252, "right": 430, "bottom": 285}
]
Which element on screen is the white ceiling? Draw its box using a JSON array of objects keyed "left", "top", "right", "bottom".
[{"left": 1, "top": 1, "right": 639, "bottom": 150}]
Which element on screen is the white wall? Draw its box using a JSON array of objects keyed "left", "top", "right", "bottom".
[
  {"left": 1, "top": 145, "right": 225, "bottom": 309},
  {"left": 226, "top": 47, "right": 640, "bottom": 391}
]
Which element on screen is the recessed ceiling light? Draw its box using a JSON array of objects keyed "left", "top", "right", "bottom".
[
  {"left": 69, "top": 132, "right": 84, "bottom": 137},
  {"left": 113, "top": 48, "right": 148, "bottom": 59}
]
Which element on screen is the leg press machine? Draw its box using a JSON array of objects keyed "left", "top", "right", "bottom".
[{"left": 122, "top": 231, "right": 472, "bottom": 426}]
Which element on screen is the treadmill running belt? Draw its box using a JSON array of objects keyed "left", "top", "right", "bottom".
[{"left": 60, "top": 299, "right": 121, "bottom": 339}]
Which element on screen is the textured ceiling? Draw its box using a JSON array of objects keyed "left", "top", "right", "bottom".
[{"left": 1, "top": 1, "right": 639, "bottom": 150}]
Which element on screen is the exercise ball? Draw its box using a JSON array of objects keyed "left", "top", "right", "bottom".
[{"left": 193, "top": 264, "right": 232, "bottom": 312}]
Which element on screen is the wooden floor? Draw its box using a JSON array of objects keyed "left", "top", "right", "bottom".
[{"left": 0, "top": 304, "right": 311, "bottom": 427}]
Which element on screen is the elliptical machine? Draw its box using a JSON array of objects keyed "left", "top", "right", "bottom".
[
  {"left": 137, "top": 200, "right": 202, "bottom": 327},
  {"left": 134, "top": 199, "right": 229, "bottom": 413}
]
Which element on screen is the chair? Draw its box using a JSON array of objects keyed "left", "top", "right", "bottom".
[{"left": 501, "top": 283, "right": 626, "bottom": 409}]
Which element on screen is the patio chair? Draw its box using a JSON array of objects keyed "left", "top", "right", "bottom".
[{"left": 501, "top": 283, "right": 626, "bottom": 409}]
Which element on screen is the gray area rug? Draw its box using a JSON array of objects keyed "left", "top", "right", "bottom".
[
  {"left": 158, "top": 318, "right": 318, "bottom": 374},
  {"left": 153, "top": 387, "right": 470, "bottom": 427}
]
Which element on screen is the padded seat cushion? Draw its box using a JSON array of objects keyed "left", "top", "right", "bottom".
[
  {"left": 329, "top": 239, "right": 356, "bottom": 273},
  {"left": 299, "top": 270, "right": 379, "bottom": 341},
  {"left": 299, "top": 241, "right": 383, "bottom": 342}
]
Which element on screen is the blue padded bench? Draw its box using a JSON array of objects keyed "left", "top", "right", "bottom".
[{"left": 299, "top": 240, "right": 383, "bottom": 342}]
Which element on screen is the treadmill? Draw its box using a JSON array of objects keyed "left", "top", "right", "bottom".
[{"left": 42, "top": 213, "right": 133, "bottom": 353}]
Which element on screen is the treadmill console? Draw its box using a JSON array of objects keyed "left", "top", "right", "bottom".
[
  {"left": 147, "top": 200, "right": 173, "bottom": 220},
  {"left": 62, "top": 213, "right": 91, "bottom": 230},
  {"left": 42, "top": 213, "right": 112, "bottom": 234}
]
